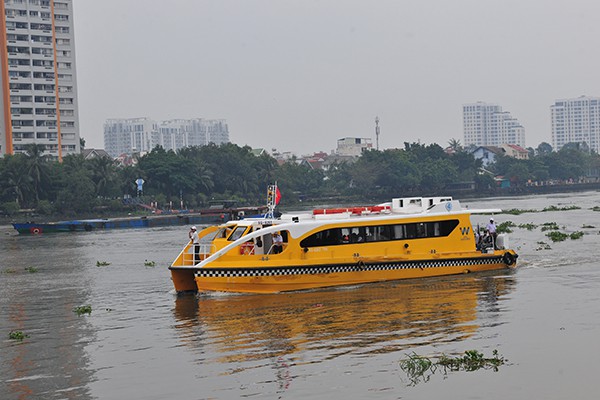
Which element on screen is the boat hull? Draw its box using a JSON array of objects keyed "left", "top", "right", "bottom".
[{"left": 192, "top": 253, "right": 516, "bottom": 293}]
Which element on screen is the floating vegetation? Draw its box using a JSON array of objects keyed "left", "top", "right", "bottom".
[
  {"left": 518, "top": 223, "right": 538, "bottom": 230},
  {"left": 399, "top": 353, "right": 435, "bottom": 385},
  {"left": 546, "top": 231, "right": 568, "bottom": 242},
  {"left": 535, "top": 241, "right": 552, "bottom": 250},
  {"left": 24, "top": 266, "right": 38, "bottom": 273},
  {"left": 570, "top": 231, "right": 584, "bottom": 240},
  {"left": 496, "top": 221, "right": 515, "bottom": 234},
  {"left": 503, "top": 208, "right": 537, "bottom": 215},
  {"left": 144, "top": 260, "right": 156, "bottom": 267},
  {"left": 438, "top": 350, "right": 505, "bottom": 372},
  {"left": 3, "top": 268, "right": 17, "bottom": 274},
  {"left": 74, "top": 305, "right": 92, "bottom": 316},
  {"left": 582, "top": 224, "right": 595, "bottom": 229},
  {"left": 399, "top": 350, "right": 506, "bottom": 386},
  {"left": 503, "top": 205, "right": 580, "bottom": 215},
  {"left": 96, "top": 261, "right": 110, "bottom": 267},
  {"left": 592, "top": 206, "right": 600, "bottom": 212},
  {"left": 9, "top": 331, "right": 29, "bottom": 341},
  {"left": 541, "top": 222, "right": 560, "bottom": 232},
  {"left": 542, "top": 205, "right": 581, "bottom": 212}
]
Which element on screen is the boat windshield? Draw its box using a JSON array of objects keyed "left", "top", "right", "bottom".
[{"left": 227, "top": 225, "right": 248, "bottom": 241}]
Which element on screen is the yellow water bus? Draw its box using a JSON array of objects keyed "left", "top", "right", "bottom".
[{"left": 169, "top": 196, "right": 518, "bottom": 294}]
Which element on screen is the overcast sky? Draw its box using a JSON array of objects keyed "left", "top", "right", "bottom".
[{"left": 73, "top": 0, "right": 600, "bottom": 155}]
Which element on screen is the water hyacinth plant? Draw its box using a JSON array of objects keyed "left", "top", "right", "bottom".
[
  {"left": 74, "top": 305, "right": 92, "bottom": 316},
  {"left": 399, "top": 350, "right": 506, "bottom": 385},
  {"left": 9, "top": 331, "right": 29, "bottom": 341}
]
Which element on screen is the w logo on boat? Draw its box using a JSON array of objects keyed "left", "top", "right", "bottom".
[{"left": 460, "top": 226, "right": 470, "bottom": 235}]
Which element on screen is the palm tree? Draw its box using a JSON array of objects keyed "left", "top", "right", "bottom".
[
  {"left": 1, "top": 161, "right": 32, "bottom": 208},
  {"left": 23, "top": 143, "right": 50, "bottom": 204},
  {"left": 448, "top": 138, "right": 462, "bottom": 152},
  {"left": 89, "top": 156, "right": 117, "bottom": 197}
]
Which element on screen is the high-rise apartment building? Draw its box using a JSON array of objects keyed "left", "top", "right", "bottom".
[
  {"left": 104, "top": 118, "right": 230, "bottom": 157},
  {"left": 551, "top": 96, "right": 600, "bottom": 153},
  {"left": 0, "top": 0, "right": 80, "bottom": 159},
  {"left": 463, "top": 102, "right": 525, "bottom": 148}
]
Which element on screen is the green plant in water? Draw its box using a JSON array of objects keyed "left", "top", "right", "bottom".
[
  {"left": 569, "top": 231, "right": 584, "bottom": 240},
  {"left": 518, "top": 223, "right": 538, "bottom": 230},
  {"left": 24, "top": 266, "right": 38, "bottom": 273},
  {"left": 74, "top": 305, "right": 92, "bottom": 316},
  {"left": 96, "top": 261, "right": 110, "bottom": 267},
  {"left": 546, "top": 231, "right": 568, "bottom": 242},
  {"left": 582, "top": 224, "right": 595, "bottom": 229},
  {"left": 438, "top": 350, "right": 505, "bottom": 372},
  {"left": 9, "top": 330, "right": 29, "bottom": 341},
  {"left": 144, "top": 260, "right": 156, "bottom": 267},
  {"left": 399, "top": 350, "right": 506, "bottom": 386},
  {"left": 503, "top": 208, "right": 538, "bottom": 215},
  {"left": 399, "top": 352, "right": 436, "bottom": 385},
  {"left": 591, "top": 206, "right": 600, "bottom": 212},
  {"left": 543, "top": 205, "right": 580, "bottom": 212},
  {"left": 541, "top": 222, "right": 559, "bottom": 231},
  {"left": 3, "top": 268, "right": 17, "bottom": 274},
  {"left": 496, "top": 221, "right": 514, "bottom": 234}
]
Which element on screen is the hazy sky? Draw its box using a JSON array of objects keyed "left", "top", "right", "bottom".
[{"left": 73, "top": 0, "right": 600, "bottom": 155}]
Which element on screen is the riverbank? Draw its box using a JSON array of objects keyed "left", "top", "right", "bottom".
[{"left": 2, "top": 183, "right": 598, "bottom": 229}]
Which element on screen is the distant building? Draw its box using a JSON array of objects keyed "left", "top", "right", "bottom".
[
  {"left": 463, "top": 102, "right": 525, "bottom": 148},
  {"left": 82, "top": 148, "right": 111, "bottom": 160},
  {"left": 471, "top": 144, "right": 529, "bottom": 167},
  {"left": 336, "top": 137, "right": 372, "bottom": 157},
  {"left": 501, "top": 144, "right": 529, "bottom": 160},
  {"left": 471, "top": 146, "right": 504, "bottom": 167},
  {"left": 103, "top": 118, "right": 229, "bottom": 157},
  {"left": 1, "top": 0, "right": 80, "bottom": 159},
  {"left": 551, "top": 96, "right": 600, "bottom": 152}
]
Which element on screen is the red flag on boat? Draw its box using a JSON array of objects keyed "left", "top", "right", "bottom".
[{"left": 275, "top": 186, "right": 281, "bottom": 205}]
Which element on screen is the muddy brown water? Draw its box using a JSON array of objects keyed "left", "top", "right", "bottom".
[{"left": 1, "top": 191, "right": 600, "bottom": 399}]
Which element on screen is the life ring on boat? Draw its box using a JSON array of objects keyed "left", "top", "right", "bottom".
[
  {"left": 240, "top": 242, "right": 255, "bottom": 255},
  {"left": 30, "top": 227, "right": 42, "bottom": 234},
  {"left": 502, "top": 252, "right": 516, "bottom": 266}
]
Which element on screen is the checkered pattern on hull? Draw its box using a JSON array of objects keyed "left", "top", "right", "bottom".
[{"left": 196, "top": 256, "right": 503, "bottom": 278}]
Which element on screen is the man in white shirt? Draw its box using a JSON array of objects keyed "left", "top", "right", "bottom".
[
  {"left": 486, "top": 218, "right": 497, "bottom": 249},
  {"left": 189, "top": 226, "right": 200, "bottom": 263},
  {"left": 272, "top": 232, "right": 283, "bottom": 254}
]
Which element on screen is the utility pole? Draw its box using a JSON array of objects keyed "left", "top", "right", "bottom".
[{"left": 375, "top": 116, "right": 380, "bottom": 150}]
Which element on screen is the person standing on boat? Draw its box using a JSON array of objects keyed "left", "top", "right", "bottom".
[
  {"left": 486, "top": 218, "right": 498, "bottom": 249},
  {"left": 272, "top": 232, "right": 283, "bottom": 254},
  {"left": 189, "top": 226, "right": 200, "bottom": 263}
]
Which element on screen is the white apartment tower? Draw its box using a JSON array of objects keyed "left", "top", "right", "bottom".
[
  {"left": 551, "top": 96, "right": 600, "bottom": 153},
  {"left": 0, "top": 0, "right": 80, "bottom": 159},
  {"left": 104, "top": 118, "right": 230, "bottom": 157},
  {"left": 463, "top": 102, "right": 525, "bottom": 147}
]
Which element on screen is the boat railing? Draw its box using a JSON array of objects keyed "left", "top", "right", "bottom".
[{"left": 182, "top": 243, "right": 217, "bottom": 266}]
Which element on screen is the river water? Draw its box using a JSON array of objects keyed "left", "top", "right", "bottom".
[{"left": 1, "top": 191, "right": 600, "bottom": 399}]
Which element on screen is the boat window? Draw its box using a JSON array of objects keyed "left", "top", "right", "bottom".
[
  {"left": 215, "top": 226, "right": 234, "bottom": 239},
  {"left": 299, "top": 219, "right": 460, "bottom": 248},
  {"left": 228, "top": 226, "right": 247, "bottom": 241}
]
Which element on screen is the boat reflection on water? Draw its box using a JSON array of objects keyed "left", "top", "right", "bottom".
[{"left": 173, "top": 270, "right": 516, "bottom": 365}]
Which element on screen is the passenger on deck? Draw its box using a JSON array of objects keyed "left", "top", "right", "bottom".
[
  {"left": 486, "top": 218, "right": 498, "bottom": 249},
  {"left": 189, "top": 226, "right": 200, "bottom": 263},
  {"left": 272, "top": 232, "right": 283, "bottom": 254}
]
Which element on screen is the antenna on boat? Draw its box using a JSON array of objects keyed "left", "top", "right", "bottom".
[
  {"left": 265, "top": 183, "right": 279, "bottom": 219},
  {"left": 375, "top": 116, "right": 380, "bottom": 151}
]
